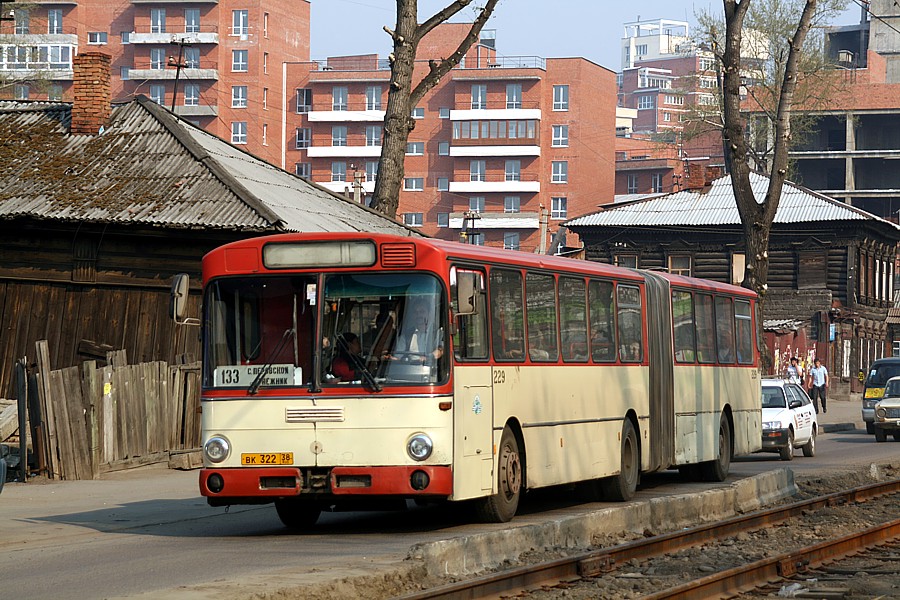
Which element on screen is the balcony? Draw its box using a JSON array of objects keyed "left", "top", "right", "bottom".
[
  {"left": 448, "top": 211, "right": 540, "bottom": 229},
  {"left": 174, "top": 105, "right": 218, "bottom": 117},
  {"left": 307, "top": 101, "right": 386, "bottom": 123},
  {"left": 449, "top": 143, "right": 541, "bottom": 157},
  {"left": 317, "top": 180, "right": 376, "bottom": 194},
  {"left": 130, "top": 28, "right": 219, "bottom": 45},
  {"left": 449, "top": 175, "right": 540, "bottom": 194},
  {"left": 0, "top": 33, "right": 78, "bottom": 45},
  {"left": 304, "top": 135, "right": 382, "bottom": 158},
  {"left": 127, "top": 68, "right": 219, "bottom": 81},
  {"left": 450, "top": 102, "right": 541, "bottom": 122}
]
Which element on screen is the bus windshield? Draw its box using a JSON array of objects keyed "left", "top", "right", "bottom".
[{"left": 322, "top": 273, "right": 448, "bottom": 386}]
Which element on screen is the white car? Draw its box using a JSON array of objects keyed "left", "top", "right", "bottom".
[
  {"left": 873, "top": 376, "right": 900, "bottom": 443},
  {"left": 760, "top": 379, "right": 818, "bottom": 461}
]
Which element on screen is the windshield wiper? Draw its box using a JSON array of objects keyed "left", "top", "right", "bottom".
[
  {"left": 335, "top": 335, "right": 382, "bottom": 392},
  {"left": 248, "top": 328, "right": 294, "bottom": 395}
]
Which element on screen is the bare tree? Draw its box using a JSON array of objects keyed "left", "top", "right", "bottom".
[{"left": 369, "top": 0, "right": 501, "bottom": 219}]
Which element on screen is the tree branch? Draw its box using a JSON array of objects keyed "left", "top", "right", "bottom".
[{"left": 417, "top": 0, "right": 473, "bottom": 40}]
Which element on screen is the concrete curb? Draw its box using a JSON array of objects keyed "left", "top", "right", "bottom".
[
  {"left": 409, "top": 469, "right": 796, "bottom": 579},
  {"left": 821, "top": 422, "right": 857, "bottom": 433}
]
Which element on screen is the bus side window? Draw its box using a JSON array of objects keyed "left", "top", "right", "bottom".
[
  {"left": 526, "top": 272, "right": 559, "bottom": 362},
  {"left": 560, "top": 276, "right": 588, "bottom": 363},
  {"left": 617, "top": 284, "right": 643, "bottom": 363},
  {"left": 715, "top": 296, "right": 736, "bottom": 364},
  {"left": 490, "top": 269, "right": 525, "bottom": 362},
  {"left": 452, "top": 268, "right": 488, "bottom": 360},
  {"left": 672, "top": 290, "right": 696, "bottom": 363},
  {"left": 735, "top": 299, "right": 754, "bottom": 364},
  {"left": 695, "top": 293, "right": 716, "bottom": 363},
  {"left": 588, "top": 280, "right": 616, "bottom": 362}
]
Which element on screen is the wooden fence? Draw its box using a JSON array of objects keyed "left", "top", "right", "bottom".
[{"left": 32, "top": 340, "right": 201, "bottom": 480}]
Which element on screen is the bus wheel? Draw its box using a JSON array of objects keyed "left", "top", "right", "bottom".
[
  {"left": 474, "top": 427, "right": 522, "bottom": 523},
  {"left": 275, "top": 498, "right": 321, "bottom": 529},
  {"left": 700, "top": 414, "right": 732, "bottom": 482},
  {"left": 599, "top": 419, "right": 639, "bottom": 502}
]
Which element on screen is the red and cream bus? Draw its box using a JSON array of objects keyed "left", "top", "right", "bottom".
[{"left": 172, "top": 233, "right": 761, "bottom": 527}]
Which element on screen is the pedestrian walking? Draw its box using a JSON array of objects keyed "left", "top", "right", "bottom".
[
  {"left": 808, "top": 357, "right": 829, "bottom": 414},
  {"left": 787, "top": 356, "right": 804, "bottom": 385}
]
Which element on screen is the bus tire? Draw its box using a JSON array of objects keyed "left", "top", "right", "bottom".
[
  {"left": 275, "top": 498, "right": 321, "bottom": 529},
  {"left": 700, "top": 414, "right": 732, "bottom": 482},
  {"left": 474, "top": 427, "right": 522, "bottom": 523},
  {"left": 599, "top": 419, "right": 639, "bottom": 502}
]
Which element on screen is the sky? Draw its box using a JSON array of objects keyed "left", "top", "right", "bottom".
[{"left": 310, "top": 0, "right": 866, "bottom": 73}]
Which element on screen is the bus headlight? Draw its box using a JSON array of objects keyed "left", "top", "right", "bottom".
[
  {"left": 407, "top": 433, "right": 433, "bottom": 461},
  {"left": 204, "top": 436, "right": 231, "bottom": 463}
]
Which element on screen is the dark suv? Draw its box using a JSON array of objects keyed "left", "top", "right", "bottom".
[{"left": 862, "top": 357, "right": 900, "bottom": 435}]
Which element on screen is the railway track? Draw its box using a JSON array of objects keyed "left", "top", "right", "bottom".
[{"left": 397, "top": 478, "right": 900, "bottom": 600}]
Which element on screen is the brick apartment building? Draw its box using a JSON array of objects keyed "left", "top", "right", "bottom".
[
  {"left": 285, "top": 24, "right": 616, "bottom": 252},
  {"left": 0, "top": 0, "right": 308, "bottom": 167}
]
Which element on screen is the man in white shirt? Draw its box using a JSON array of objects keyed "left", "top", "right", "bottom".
[{"left": 808, "top": 357, "right": 828, "bottom": 414}]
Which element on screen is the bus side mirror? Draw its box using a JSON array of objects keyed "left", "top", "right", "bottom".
[
  {"left": 170, "top": 273, "right": 193, "bottom": 324},
  {"left": 455, "top": 272, "right": 479, "bottom": 316}
]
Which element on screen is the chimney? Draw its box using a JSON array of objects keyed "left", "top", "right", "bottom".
[
  {"left": 71, "top": 52, "right": 111, "bottom": 135},
  {"left": 683, "top": 163, "right": 723, "bottom": 190}
]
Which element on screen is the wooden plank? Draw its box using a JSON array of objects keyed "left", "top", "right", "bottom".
[
  {"left": 82, "top": 360, "right": 101, "bottom": 480},
  {"left": 63, "top": 366, "right": 92, "bottom": 479},
  {"left": 157, "top": 362, "right": 169, "bottom": 452},
  {"left": 35, "top": 340, "right": 61, "bottom": 479},
  {"left": 184, "top": 364, "right": 201, "bottom": 448},
  {"left": 114, "top": 365, "right": 129, "bottom": 461},
  {"left": 49, "top": 369, "right": 77, "bottom": 479},
  {"left": 99, "top": 451, "right": 169, "bottom": 473},
  {"left": 170, "top": 365, "right": 185, "bottom": 450},
  {"left": 101, "top": 366, "right": 115, "bottom": 464}
]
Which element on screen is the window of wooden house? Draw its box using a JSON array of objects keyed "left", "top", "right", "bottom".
[
  {"left": 798, "top": 250, "right": 826, "bottom": 290},
  {"left": 668, "top": 255, "right": 691, "bottom": 277},
  {"left": 731, "top": 253, "right": 745, "bottom": 286}
]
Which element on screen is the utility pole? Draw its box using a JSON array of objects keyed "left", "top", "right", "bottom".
[{"left": 168, "top": 39, "right": 189, "bottom": 112}]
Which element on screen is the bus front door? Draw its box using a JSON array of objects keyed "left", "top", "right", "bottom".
[{"left": 452, "top": 365, "right": 494, "bottom": 500}]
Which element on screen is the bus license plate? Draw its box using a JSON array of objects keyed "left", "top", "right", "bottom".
[{"left": 241, "top": 452, "right": 293, "bottom": 465}]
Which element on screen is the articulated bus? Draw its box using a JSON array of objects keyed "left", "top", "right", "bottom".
[{"left": 172, "top": 233, "right": 761, "bottom": 527}]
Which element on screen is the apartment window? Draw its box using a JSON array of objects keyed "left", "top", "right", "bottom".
[
  {"left": 469, "top": 196, "right": 485, "bottom": 213},
  {"left": 700, "top": 77, "right": 718, "bottom": 89},
  {"left": 411, "top": 106, "right": 424, "bottom": 119},
  {"left": 48, "top": 9, "right": 63, "bottom": 34},
  {"left": 551, "top": 161, "right": 568, "bottom": 183},
  {"left": 332, "top": 86, "right": 348, "bottom": 111},
  {"left": 183, "top": 84, "right": 200, "bottom": 106},
  {"left": 506, "top": 83, "right": 522, "bottom": 109},
  {"left": 14, "top": 12, "right": 28, "bottom": 34},
  {"left": 295, "top": 162, "right": 311, "bottom": 178},
  {"left": 437, "top": 177, "right": 449, "bottom": 191},
  {"left": 665, "top": 94, "right": 684, "bottom": 105},
  {"left": 49, "top": 85, "right": 63, "bottom": 101},
  {"left": 731, "top": 253, "right": 745, "bottom": 286},
  {"left": 663, "top": 112, "right": 671, "bottom": 122},
  {"left": 332, "top": 162, "right": 347, "bottom": 182},
  {"left": 88, "top": 32, "right": 107, "bottom": 45},
  {"left": 150, "top": 48, "right": 166, "bottom": 70},
  {"left": 184, "top": 47, "right": 200, "bottom": 69},
  {"left": 262, "top": 124, "right": 268, "bottom": 146},
  {"left": 231, "top": 122, "right": 247, "bottom": 145},
  {"left": 14, "top": 84, "right": 28, "bottom": 100},
  {"left": 232, "top": 86, "right": 248, "bottom": 108},
  {"left": 233, "top": 10, "right": 249, "bottom": 36},
  {"left": 637, "top": 95, "right": 654, "bottom": 110},
  {"left": 295, "top": 128, "right": 310, "bottom": 149},
  {"left": 700, "top": 57, "right": 716, "bottom": 71},
  {"left": 651, "top": 173, "right": 663, "bottom": 193},
  {"left": 232, "top": 50, "right": 248, "bottom": 72},
  {"left": 668, "top": 255, "right": 692, "bottom": 276},
  {"left": 365, "top": 161, "right": 379, "bottom": 182},
  {"left": 635, "top": 44, "right": 648, "bottom": 56},
  {"left": 504, "top": 232, "right": 520, "bottom": 251},
  {"left": 438, "top": 141, "right": 450, "bottom": 155},
  {"left": 614, "top": 255, "right": 637, "bottom": 268},
  {"left": 404, "top": 213, "right": 424, "bottom": 227},
  {"left": 185, "top": 9, "right": 200, "bottom": 33},
  {"left": 406, "top": 141, "right": 424, "bottom": 155},
  {"left": 263, "top": 88, "right": 268, "bottom": 109},
  {"left": 404, "top": 177, "right": 424, "bottom": 191},
  {"left": 504, "top": 196, "right": 520, "bottom": 213},
  {"left": 296, "top": 88, "right": 312, "bottom": 113},
  {"left": 150, "top": 84, "right": 165, "bottom": 105},
  {"left": 151, "top": 9, "right": 166, "bottom": 34},
  {"left": 439, "top": 107, "right": 451, "bottom": 119},
  {"left": 469, "top": 233, "right": 485, "bottom": 246},
  {"left": 365, "top": 86, "right": 382, "bottom": 110},
  {"left": 437, "top": 213, "right": 449, "bottom": 228},
  {"left": 332, "top": 126, "right": 348, "bottom": 147},
  {"left": 505, "top": 160, "right": 521, "bottom": 182},
  {"left": 470, "top": 160, "right": 486, "bottom": 182},
  {"left": 120, "top": 67, "right": 130, "bottom": 80},
  {"left": 627, "top": 174, "right": 638, "bottom": 194},
  {"left": 471, "top": 84, "right": 488, "bottom": 109},
  {"left": 121, "top": 32, "right": 131, "bottom": 44},
  {"left": 552, "top": 125, "right": 569, "bottom": 147},
  {"left": 263, "top": 13, "right": 269, "bottom": 37},
  {"left": 365, "top": 125, "right": 382, "bottom": 146},
  {"left": 553, "top": 85, "right": 569, "bottom": 110},
  {"left": 551, "top": 197, "right": 567, "bottom": 219}
]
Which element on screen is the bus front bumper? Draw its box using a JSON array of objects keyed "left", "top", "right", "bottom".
[{"left": 199, "top": 465, "right": 453, "bottom": 501}]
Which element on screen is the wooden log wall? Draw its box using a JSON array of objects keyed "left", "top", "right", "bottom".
[{"left": 33, "top": 340, "right": 200, "bottom": 479}]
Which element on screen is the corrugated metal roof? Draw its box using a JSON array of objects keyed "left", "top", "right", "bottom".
[
  {"left": 0, "top": 98, "right": 417, "bottom": 236},
  {"left": 763, "top": 319, "right": 804, "bottom": 331},
  {"left": 568, "top": 172, "right": 900, "bottom": 231}
]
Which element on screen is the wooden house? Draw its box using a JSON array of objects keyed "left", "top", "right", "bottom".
[
  {"left": 0, "top": 53, "right": 417, "bottom": 397},
  {"left": 566, "top": 170, "right": 900, "bottom": 399}
]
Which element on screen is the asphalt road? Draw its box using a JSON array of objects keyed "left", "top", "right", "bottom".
[{"left": 2, "top": 399, "right": 897, "bottom": 600}]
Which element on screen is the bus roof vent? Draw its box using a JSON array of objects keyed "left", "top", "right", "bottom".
[{"left": 381, "top": 243, "right": 416, "bottom": 268}]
